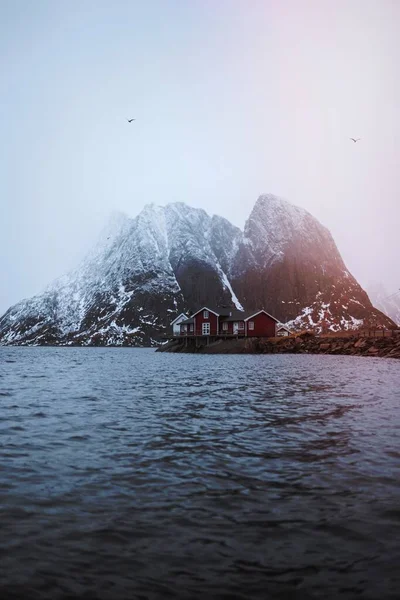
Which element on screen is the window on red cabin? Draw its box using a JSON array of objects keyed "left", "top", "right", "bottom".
[
  {"left": 203, "top": 310, "right": 209, "bottom": 319},
  {"left": 248, "top": 321, "right": 254, "bottom": 330},
  {"left": 189, "top": 324, "right": 194, "bottom": 331},
  {"left": 222, "top": 322, "right": 228, "bottom": 331},
  {"left": 238, "top": 322, "right": 244, "bottom": 330}
]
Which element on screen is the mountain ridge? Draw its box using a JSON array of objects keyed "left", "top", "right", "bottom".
[{"left": 0, "top": 194, "right": 395, "bottom": 346}]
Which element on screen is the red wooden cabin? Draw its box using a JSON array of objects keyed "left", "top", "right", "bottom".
[{"left": 178, "top": 306, "right": 280, "bottom": 338}]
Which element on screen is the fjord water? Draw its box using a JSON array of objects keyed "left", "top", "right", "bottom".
[{"left": 1, "top": 348, "right": 399, "bottom": 600}]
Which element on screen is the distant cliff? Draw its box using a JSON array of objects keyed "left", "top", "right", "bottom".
[{"left": 367, "top": 283, "right": 400, "bottom": 326}]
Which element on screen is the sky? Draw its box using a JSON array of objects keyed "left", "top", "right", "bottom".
[{"left": 1, "top": 0, "right": 399, "bottom": 315}]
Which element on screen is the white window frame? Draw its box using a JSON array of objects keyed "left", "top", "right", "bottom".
[
  {"left": 248, "top": 321, "right": 254, "bottom": 330},
  {"left": 203, "top": 310, "right": 209, "bottom": 319},
  {"left": 238, "top": 321, "right": 244, "bottom": 330},
  {"left": 222, "top": 322, "right": 228, "bottom": 331},
  {"left": 202, "top": 322, "right": 210, "bottom": 335}
]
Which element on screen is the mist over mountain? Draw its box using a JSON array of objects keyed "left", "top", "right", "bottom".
[
  {"left": 0, "top": 194, "right": 394, "bottom": 346},
  {"left": 367, "top": 283, "right": 400, "bottom": 326}
]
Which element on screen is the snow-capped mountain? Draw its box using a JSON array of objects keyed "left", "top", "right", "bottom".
[
  {"left": 230, "top": 194, "right": 392, "bottom": 332},
  {"left": 367, "top": 283, "right": 400, "bottom": 326},
  {"left": 0, "top": 194, "right": 395, "bottom": 346}
]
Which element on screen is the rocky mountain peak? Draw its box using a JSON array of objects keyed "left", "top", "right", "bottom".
[{"left": 249, "top": 193, "right": 308, "bottom": 224}]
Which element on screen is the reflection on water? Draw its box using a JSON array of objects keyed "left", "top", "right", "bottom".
[{"left": 0, "top": 348, "right": 399, "bottom": 599}]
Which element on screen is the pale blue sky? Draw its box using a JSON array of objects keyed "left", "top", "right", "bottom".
[{"left": 1, "top": 0, "right": 399, "bottom": 314}]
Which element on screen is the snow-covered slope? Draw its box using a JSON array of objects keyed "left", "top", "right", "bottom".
[
  {"left": 162, "top": 203, "right": 243, "bottom": 309},
  {"left": 0, "top": 195, "right": 395, "bottom": 345},
  {"left": 0, "top": 208, "right": 183, "bottom": 346},
  {"left": 0, "top": 203, "right": 244, "bottom": 346}
]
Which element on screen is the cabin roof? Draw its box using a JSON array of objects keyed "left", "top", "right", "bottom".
[
  {"left": 179, "top": 317, "right": 194, "bottom": 325},
  {"left": 244, "top": 310, "right": 280, "bottom": 323},
  {"left": 188, "top": 306, "right": 280, "bottom": 322},
  {"left": 220, "top": 309, "right": 280, "bottom": 323},
  {"left": 170, "top": 313, "right": 188, "bottom": 326},
  {"left": 190, "top": 306, "right": 232, "bottom": 317},
  {"left": 219, "top": 310, "right": 249, "bottom": 322}
]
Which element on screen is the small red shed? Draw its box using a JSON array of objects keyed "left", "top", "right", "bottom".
[{"left": 244, "top": 310, "right": 278, "bottom": 337}]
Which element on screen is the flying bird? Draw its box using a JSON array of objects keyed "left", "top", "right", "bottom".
[
  {"left": 127, "top": 118, "right": 135, "bottom": 123},
  {"left": 350, "top": 138, "right": 360, "bottom": 143}
]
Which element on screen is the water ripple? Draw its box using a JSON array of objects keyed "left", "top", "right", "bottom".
[{"left": 0, "top": 347, "right": 399, "bottom": 599}]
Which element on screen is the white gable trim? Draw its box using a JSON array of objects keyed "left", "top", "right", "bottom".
[
  {"left": 170, "top": 313, "right": 188, "bottom": 326},
  {"left": 244, "top": 310, "right": 279, "bottom": 323},
  {"left": 191, "top": 306, "right": 220, "bottom": 318}
]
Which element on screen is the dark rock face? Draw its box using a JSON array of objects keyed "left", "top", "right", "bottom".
[
  {"left": 174, "top": 260, "right": 232, "bottom": 309},
  {"left": 0, "top": 194, "right": 395, "bottom": 346}
]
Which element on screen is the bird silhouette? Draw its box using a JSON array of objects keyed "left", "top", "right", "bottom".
[
  {"left": 127, "top": 118, "right": 135, "bottom": 123},
  {"left": 350, "top": 138, "right": 360, "bottom": 143}
]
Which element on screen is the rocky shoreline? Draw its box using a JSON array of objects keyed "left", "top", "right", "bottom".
[{"left": 157, "top": 333, "right": 400, "bottom": 359}]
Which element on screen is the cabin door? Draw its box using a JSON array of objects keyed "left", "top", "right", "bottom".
[{"left": 233, "top": 322, "right": 239, "bottom": 334}]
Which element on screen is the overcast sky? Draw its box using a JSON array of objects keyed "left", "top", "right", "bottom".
[{"left": 1, "top": 0, "right": 399, "bottom": 315}]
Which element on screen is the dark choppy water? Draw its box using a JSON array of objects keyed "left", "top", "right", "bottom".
[{"left": 1, "top": 348, "right": 399, "bottom": 600}]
